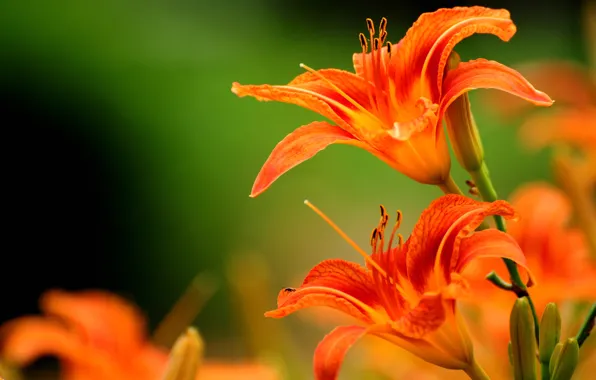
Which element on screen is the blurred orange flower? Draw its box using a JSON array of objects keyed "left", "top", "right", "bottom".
[
  {"left": 232, "top": 7, "right": 552, "bottom": 196},
  {"left": 0, "top": 290, "right": 279, "bottom": 380},
  {"left": 462, "top": 183, "right": 596, "bottom": 379},
  {"left": 266, "top": 195, "right": 530, "bottom": 379}
]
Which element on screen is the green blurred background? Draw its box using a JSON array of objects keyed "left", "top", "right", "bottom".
[{"left": 0, "top": 0, "right": 590, "bottom": 378}]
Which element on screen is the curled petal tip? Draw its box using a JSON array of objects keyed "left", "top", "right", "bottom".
[{"left": 263, "top": 310, "right": 282, "bottom": 318}]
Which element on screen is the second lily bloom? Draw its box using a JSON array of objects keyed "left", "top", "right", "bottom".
[
  {"left": 266, "top": 195, "right": 532, "bottom": 379},
  {"left": 233, "top": 6, "right": 553, "bottom": 196}
]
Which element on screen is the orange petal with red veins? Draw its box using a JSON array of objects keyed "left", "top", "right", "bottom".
[
  {"left": 441, "top": 59, "right": 553, "bottom": 116},
  {"left": 457, "top": 229, "right": 534, "bottom": 286},
  {"left": 313, "top": 325, "right": 368, "bottom": 380},
  {"left": 265, "top": 259, "right": 382, "bottom": 324},
  {"left": 352, "top": 45, "right": 391, "bottom": 84},
  {"left": 288, "top": 68, "right": 372, "bottom": 110},
  {"left": 392, "top": 6, "right": 515, "bottom": 100},
  {"left": 232, "top": 69, "right": 371, "bottom": 138},
  {"left": 518, "top": 107, "right": 596, "bottom": 152},
  {"left": 41, "top": 289, "right": 147, "bottom": 357},
  {"left": 251, "top": 122, "right": 363, "bottom": 197},
  {"left": 0, "top": 317, "right": 82, "bottom": 365},
  {"left": 404, "top": 195, "right": 517, "bottom": 293},
  {"left": 391, "top": 293, "right": 446, "bottom": 338}
]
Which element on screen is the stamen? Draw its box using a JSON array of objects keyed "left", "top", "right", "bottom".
[
  {"left": 370, "top": 228, "right": 379, "bottom": 254},
  {"left": 366, "top": 18, "right": 375, "bottom": 35},
  {"left": 387, "top": 42, "right": 392, "bottom": 56},
  {"left": 359, "top": 33, "right": 368, "bottom": 52},
  {"left": 386, "top": 211, "right": 403, "bottom": 252},
  {"left": 373, "top": 38, "right": 380, "bottom": 50},
  {"left": 304, "top": 200, "right": 391, "bottom": 280},
  {"left": 379, "top": 17, "right": 387, "bottom": 34},
  {"left": 378, "top": 205, "right": 389, "bottom": 231}
]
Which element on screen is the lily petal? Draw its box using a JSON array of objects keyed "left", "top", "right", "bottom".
[
  {"left": 391, "top": 293, "right": 446, "bottom": 339},
  {"left": 441, "top": 59, "right": 553, "bottom": 116},
  {"left": 313, "top": 325, "right": 368, "bottom": 380},
  {"left": 232, "top": 69, "right": 371, "bottom": 138},
  {"left": 265, "top": 259, "right": 383, "bottom": 324},
  {"left": 404, "top": 195, "right": 517, "bottom": 293},
  {"left": 251, "top": 122, "right": 363, "bottom": 197},
  {"left": 393, "top": 6, "right": 516, "bottom": 100},
  {"left": 0, "top": 317, "right": 81, "bottom": 365},
  {"left": 457, "top": 229, "right": 534, "bottom": 285},
  {"left": 288, "top": 68, "right": 372, "bottom": 110},
  {"left": 40, "top": 290, "right": 147, "bottom": 357}
]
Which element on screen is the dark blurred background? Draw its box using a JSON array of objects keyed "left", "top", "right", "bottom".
[{"left": 0, "top": 0, "right": 590, "bottom": 376}]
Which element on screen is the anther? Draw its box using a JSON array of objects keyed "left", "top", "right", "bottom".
[
  {"left": 380, "top": 30, "right": 387, "bottom": 44},
  {"left": 366, "top": 18, "right": 375, "bottom": 35},
  {"left": 374, "top": 38, "right": 380, "bottom": 50},
  {"left": 370, "top": 228, "right": 378, "bottom": 246},
  {"left": 359, "top": 33, "right": 368, "bottom": 52},
  {"left": 379, "top": 17, "right": 387, "bottom": 33},
  {"left": 387, "top": 42, "right": 392, "bottom": 56}
]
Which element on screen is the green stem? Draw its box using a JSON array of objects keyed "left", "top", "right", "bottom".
[
  {"left": 576, "top": 303, "right": 596, "bottom": 347},
  {"left": 469, "top": 162, "right": 540, "bottom": 343},
  {"left": 463, "top": 360, "right": 491, "bottom": 380},
  {"left": 439, "top": 174, "right": 465, "bottom": 195}
]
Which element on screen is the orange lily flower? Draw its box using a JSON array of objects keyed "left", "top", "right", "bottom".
[
  {"left": 265, "top": 194, "right": 530, "bottom": 379},
  {"left": 0, "top": 289, "right": 279, "bottom": 380},
  {"left": 232, "top": 6, "right": 552, "bottom": 196}
]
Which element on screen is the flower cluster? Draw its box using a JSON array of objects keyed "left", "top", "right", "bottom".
[
  {"left": 232, "top": 5, "right": 595, "bottom": 380},
  {"left": 0, "top": 5, "right": 594, "bottom": 380}
]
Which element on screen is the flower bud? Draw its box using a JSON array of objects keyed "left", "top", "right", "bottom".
[
  {"left": 444, "top": 52, "right": 485, "bottom": 172},
  {"left": 550, "top": 338, "right": 579, "bottom": 380},
  {"left": 510, "top": 297, "right": 537, "bottom": 380},
  {"left": 162, "top": 327, "right": 203, "bottom": 380},
  {"left": 539, "top": 303, "right": 561, "bottom": 364}
]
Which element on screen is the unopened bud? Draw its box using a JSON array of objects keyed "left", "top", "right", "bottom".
[
  {"left": 162, "top": 327, "right": 203, "bottom": 380},
  {"left": 539, "top": 303, "right": 561, "bottom": 364},
  {"left": 550, "top": 338, "right": 579, "bottom": 380},
  {"left": 510, "top": 297, "right": 537, "bottom": 380},
  {"left": 444, "top": 52, "right": 485, "bottom": 172}
]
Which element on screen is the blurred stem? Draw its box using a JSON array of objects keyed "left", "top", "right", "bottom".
[
  {"left": 576, "top": 303, "right": 596, "bottom": 347},
  {"left": 540, "top": 362, "right": 550, "bottom": 380},
  {"left": 463, "top": 359, "right": 490, "bottom": 380},
  {"left": 469, "top": 161, "right": 540, "bottom": 343},
  {"left": 438, "top": 175, "right": 464, "bottom": 195},
  {"left": 152, "top": 273, "right": 218, "bottom": 348}
]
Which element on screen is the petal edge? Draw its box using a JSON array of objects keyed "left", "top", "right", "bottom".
[{"left": 251, "top": 122, "right": 359, "bottom": 197}]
